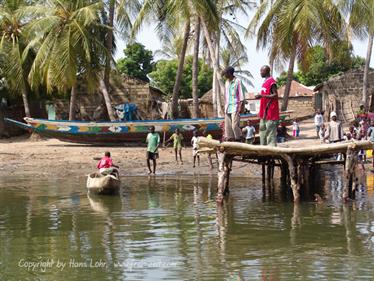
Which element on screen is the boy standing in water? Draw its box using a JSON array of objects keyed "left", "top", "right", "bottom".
[
  {"left": 146, "top": 126, "right": 160, "bottom": 175},
  {"left": 191, "top": 130, "right": 200, "bottom": 168},
  {"left": 166, "top": 128, "right": 184, "bottom": 164}
]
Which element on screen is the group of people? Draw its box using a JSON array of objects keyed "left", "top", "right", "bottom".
[
  {"left": 314, "top": 108, "right": 374, "bottom": 144},
  {"left": 222, "top": 65, "right": 280, "bottom": 146},
  {"left": 97, "top": 65, "right": 374, "bottom": 175}
]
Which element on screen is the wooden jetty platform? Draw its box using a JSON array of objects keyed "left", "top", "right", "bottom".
[{"left": 197, "top": 138, "right": 373, "bottom": 203}]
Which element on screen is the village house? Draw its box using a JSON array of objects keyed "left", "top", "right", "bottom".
[{"left": 314, "top": 68, "right": 374, "bottom": 123}]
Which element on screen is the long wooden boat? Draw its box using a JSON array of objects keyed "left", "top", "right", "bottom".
[
  {"left": 5, "top": 112, "right": 293, "bottom": 145},
  {"left": 86, "top": 172, "right": 121, "bottom": 195}
]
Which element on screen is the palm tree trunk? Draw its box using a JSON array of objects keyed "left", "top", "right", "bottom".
[
  {"left": 201, "top": 19, "right": 225, "bottom": 117},
  {"left": 214, "top": 29, "right": 224, "bottom": 117},
  {"left": 281, "top": 48, "right": 296, "bottom": 111},
  {"left": 99, "top": 79, "right": 116, "bottom": 121},
  {"left": 69, "top": 85, "right": 77, "bottom": 121},
  {"left": 212, "top": 69, "right": 218, "bottom": 116},
  {"left": 21, "top": 88, "right": 31, "bottom": 118},
  {"left": 192, "top": 17, "right": 201, "bottom": 118},
  {"left": 363, "top": 33, "right": 373, "bottom": 110},
  {"left": 104, "top": 0, "right": 115, "bottom": 87},
  {"left": 171, "top": 20, "right": 190, "bottom": 119}
]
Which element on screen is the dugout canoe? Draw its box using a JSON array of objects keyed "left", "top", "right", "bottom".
[
  {"left": 86, "top": 172, "right": 121, "bottom": 195},
  {"left": 5, "top": 112, "right": 293, "bottom": 145}
]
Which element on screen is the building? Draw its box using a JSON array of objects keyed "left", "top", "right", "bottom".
[{"left": 313, "top": 68, "right": 374, "bottom": 123}]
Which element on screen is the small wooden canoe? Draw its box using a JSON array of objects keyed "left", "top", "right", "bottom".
[{"left": 86, "top": 172, "right": 121, "bottom": 195}]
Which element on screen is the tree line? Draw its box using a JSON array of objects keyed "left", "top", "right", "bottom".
[{"left": 1, "top": 0, "right": 373, "bottom": 120}]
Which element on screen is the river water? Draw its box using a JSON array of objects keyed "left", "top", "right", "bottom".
[{"left": 1, "top": 173, "right": 374, "bottom": 281}]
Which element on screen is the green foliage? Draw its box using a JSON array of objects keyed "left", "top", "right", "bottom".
[
  {"left": 276, "top": 44, "right": 365, "bottom": 87},
  {"left": 149, "top": 56, "right": 213, "bottom": 99},
  {"left": 116, "top": 42, "right": 154, "bottom": 81}
]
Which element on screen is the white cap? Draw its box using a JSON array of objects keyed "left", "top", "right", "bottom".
[{"left": 330, "top": 111, "right": 337, "bottom": 118}]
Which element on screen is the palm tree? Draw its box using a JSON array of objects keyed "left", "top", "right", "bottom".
[
  {"left": 201, "top": 0, "right": 254, "bottom": 116},
  {"left": 191, "top": 16, "right": 201, "bottom": 118},
  {"left": 26, "top": 0, "right": 109, "bottom": 120},
  {"left": 0, "top": 0, "right": 34, "bottom": 117},
  {"left": 101, "top": 0, "right": 140, "bottom": 120},
  {"left": 340, "top": 0, "right": 374, "bottom": 110},
  {"left": 220, "top": 47, "right": 253, "bottom": 88},
  {"left": 248, "top": 0, "right": 344, "bottom": 111},
  {"left": 133, "top": 0, "right": 218, "bottom": 119}
]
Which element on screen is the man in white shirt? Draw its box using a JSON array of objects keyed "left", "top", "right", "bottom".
[
  {"left": 314, "top": 109, "right": 324, "bottom": 138},
  {"left": 242, "top": 120, "right": 256, "bottom": 144},
  {"left": 191, "top": 130, "right": 200, "bottom": 168}
]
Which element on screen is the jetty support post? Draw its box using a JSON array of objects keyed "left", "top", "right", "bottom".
[
  {"left": 282, "top": 154, "right": 300, "bottom": 202},
  {"left": 343, "top": 144, "right": 358, "bottom": 201},
  {"left": 217, "top": 151, "right": 233, "bottom": 204}
]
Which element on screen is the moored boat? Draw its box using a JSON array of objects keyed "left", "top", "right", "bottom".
[
  {"left": 5, "top": 112, "right": 294, "bottom": 145},
  {"left": 86, "top": 172, "right": 121, "bottom": 195}
]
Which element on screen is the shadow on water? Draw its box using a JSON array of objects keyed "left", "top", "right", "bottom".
[{"left": 1, "top": 174, "right": 374, "bottom": 280}]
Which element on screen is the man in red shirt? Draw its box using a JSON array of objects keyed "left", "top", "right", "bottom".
[{"left": 255, "top": 65, "right": 280, "bottom": 146}]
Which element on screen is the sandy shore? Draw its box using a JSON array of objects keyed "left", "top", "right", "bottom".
[{"left": 0, "top": 119, "right": 323, "bottom": 179}]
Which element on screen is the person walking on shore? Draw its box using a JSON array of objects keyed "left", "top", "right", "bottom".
[
  {"left": 256, "top": 65, "right": 280, "bottom": 146},
  {"left": 165, "top": 128, "right": 184, "bottom": 164},
  {"left": 314, "top": 109, "right": 324, "bottom": 138},
  {"left": 222, "top": 66, "right": 246, "bottom": 141},
  {"left": 191, "top": 130, "right": 200, "bottom": 168},
  {"left": 146, "top": 126, "right": 160, "bottom": 175}
]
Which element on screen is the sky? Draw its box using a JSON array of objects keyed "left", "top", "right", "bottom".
[{"left": 114, "top": 11, "right": 374, "bottom": 92}]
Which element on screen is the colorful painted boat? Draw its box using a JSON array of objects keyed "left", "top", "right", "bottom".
[{"left": 5, "top": 112, "right": 293, "bottom": 145}]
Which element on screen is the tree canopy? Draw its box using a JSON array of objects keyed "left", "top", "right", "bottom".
[
  {"left": 116, "top": 42, "right": 154, "bottom": 82},
  {"left": 149, "top": 56, "right": 213, "bottom": 99},
  {"left": 277, "top": 44, "right": 365, "bottom": 87}
]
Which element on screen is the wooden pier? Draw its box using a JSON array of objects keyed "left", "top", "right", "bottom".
[{"left": 197, "top": 138, "right": 373, "bottom": 203}]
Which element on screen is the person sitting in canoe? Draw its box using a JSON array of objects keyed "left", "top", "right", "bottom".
[
  {"left": 97, "top": 151, "right": 119, "bottom": 175},
  {"left": 165, "top": 128, "right": 184, "bottom": 164}
]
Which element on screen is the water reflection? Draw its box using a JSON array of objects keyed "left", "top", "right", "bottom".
[{"left": 1, "top": 175, "right": 374, "bottom": 280}]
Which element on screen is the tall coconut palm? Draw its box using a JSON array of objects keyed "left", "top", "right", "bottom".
[
  {"left": 100, "top": 0, "right": 140, "bottom": 120},
  {"left": 340, "top": 0, "right": 374, "bottom": 110},
  {"left": 133, "top": 0, "right": 218, "bottom": 119},
  {"left": 26, "top": 0, "right": 109, "bottom": 120},
  {"left": 0, "top": 0, "right": 34, "bottom": 117},
  {"left": 248, "top": 0, "right": 344, "bottom": 111},
  {"left": 220, "top": 47, "right": 253, "bottom": 88},
  {"left": 201, "top": 0, "right": 254, "bottom": 116},
  {"left": 191, "top": 16, "right": 201, "bottom": 118}
]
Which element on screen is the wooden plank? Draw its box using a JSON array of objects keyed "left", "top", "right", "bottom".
[{"left": 198, "top": 137, "right": 372, "bottom": 157}]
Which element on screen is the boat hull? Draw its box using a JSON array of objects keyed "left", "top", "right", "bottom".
[
  {"left": 5, "top": 112, "right": 294, "bottom": 145},
  {"left": 86, "top": 173, "right": 121, "bottom": 195}
]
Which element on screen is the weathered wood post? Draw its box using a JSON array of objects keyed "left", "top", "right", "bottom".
[
  {"left": 282, "top": 154, "right": 300, "bottom": 202},
  {"left": 217, "top": 151, "right": 233, "bottom": 204},
  {"left": 343, "top": 144, "right": 358, "bottom": 201}
]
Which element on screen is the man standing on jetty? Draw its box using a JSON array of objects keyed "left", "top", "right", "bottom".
[
  {"left": 256, "top": 65, "right": 280, "bottom": 146},
  {"left": 222, "top": 66, "right": 246, "bottom": 141}
]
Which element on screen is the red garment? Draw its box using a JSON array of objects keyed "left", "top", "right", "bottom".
[
  {"left": 97, "top": 156, "right": 113, "bottom": 169},
  {"left": 258, "top": 77, "right": 280, "bottom": 121}
]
